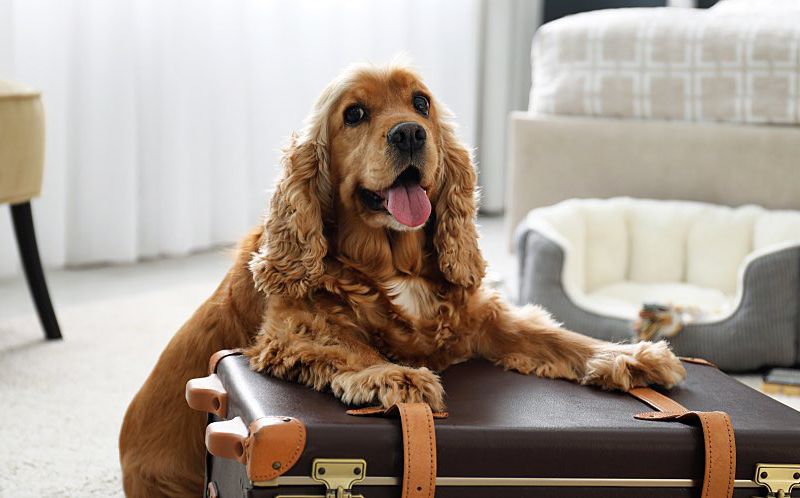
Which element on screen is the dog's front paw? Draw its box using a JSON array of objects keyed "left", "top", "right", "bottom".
[
  {"left": 331, "top": 364, "right": 446, "bottom": 412},
  {"left": 582, "top": 341, "right": 686, "bottom": 392}
]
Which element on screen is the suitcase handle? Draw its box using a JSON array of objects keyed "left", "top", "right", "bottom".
[{"left": 186, "top": 373, "right": 228, "bottom": 418}]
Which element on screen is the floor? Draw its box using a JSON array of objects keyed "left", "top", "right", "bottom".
[
  {"left": 0, "top": 250, "right": 233, "bottom": 497},
  {"left": 0, "top": 215, "right": 797, "bottom": 497}
]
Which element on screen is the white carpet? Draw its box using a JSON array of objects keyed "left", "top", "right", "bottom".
[
  {"left": 0, "top": 253, "right": 230, "bottom": 498},
  {"left": 0, "top": 216, "right": 797, "bottom": 497}
]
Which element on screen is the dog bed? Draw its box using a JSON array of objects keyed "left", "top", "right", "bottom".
[{"left": 515, "top": 197, "right": 800, "bottom": 371}]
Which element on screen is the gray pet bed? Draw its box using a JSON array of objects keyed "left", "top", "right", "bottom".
[{"left": 515, "top": 198, "right": 800, "bottom": 372}]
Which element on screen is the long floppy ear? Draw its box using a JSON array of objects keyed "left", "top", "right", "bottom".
[
  {"left": 433, "top": 123, "right": 486, "bottom": 289},
  {"left": 249, "top": 132, "right": 331, "bottom": 299}
]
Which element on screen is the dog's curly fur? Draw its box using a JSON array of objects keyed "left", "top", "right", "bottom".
[{"left": 119, "top": 63, "right": 686, "bottom": 497}]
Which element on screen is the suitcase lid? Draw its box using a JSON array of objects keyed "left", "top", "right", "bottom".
[{"left": 214, "top": 355, "right": 800, "bottom": 485}]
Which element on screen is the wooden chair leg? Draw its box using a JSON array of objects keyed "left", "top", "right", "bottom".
[{"left": 10, "top": 201, "right": 62, "bottom": 340}]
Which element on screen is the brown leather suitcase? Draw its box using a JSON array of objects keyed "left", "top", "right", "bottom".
[{"left": 187, "top": 350, "right": 800, "bottom": 498}]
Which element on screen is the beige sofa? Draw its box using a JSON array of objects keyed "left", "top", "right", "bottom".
[
  {"left": 506, "top": 0, "right": 800, "bottom": 243},
  {"left": 505, "top": 114, "right": 800, "bottom": 244}
]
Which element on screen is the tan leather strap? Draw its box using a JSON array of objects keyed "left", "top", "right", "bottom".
[
  {"left": 679, "top": 356, "right": 719, "bottom": 368},
  {"left": 629, "top": 386, "right": 691, "bottom": 414},
  {"left": 396, "top": 403, "right": 437, "bottom": 498},
  {"left": 347, "top": 405, "right": 448, "bottom": 419},
  {"left": 347, "top": 403, "right": 439, "bottom": 498},
  {"left": 629, "top": 387, "right": 736, "bottom": 498}
]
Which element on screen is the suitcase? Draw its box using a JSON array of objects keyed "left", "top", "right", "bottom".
[{"left": 187, "top": 350, "right": 800, "bottom": 498}]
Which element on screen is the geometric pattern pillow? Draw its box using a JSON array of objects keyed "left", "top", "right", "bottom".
[{"left": 530, "top": 2, "right": 800, "bottom": 124}]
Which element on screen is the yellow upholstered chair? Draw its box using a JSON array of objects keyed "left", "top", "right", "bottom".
[{"left": 0, "top": 79, "right": 61, "bottom": 339}]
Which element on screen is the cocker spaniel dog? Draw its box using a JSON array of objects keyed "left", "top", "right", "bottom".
[{"left": 120, "top": 63, "right": 686, "bottom": 497}]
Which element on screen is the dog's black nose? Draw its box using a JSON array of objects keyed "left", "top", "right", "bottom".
[{"left": 388, "top": 122, "right": 426, "bottom": 153}]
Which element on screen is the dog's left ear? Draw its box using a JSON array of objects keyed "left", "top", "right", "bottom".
[{"left": 433, "top": 123, "right": 486, "bottom": 289}]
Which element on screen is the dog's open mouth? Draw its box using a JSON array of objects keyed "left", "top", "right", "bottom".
[{"left": 358, "top": 167, "right": 431, "bottom": 228}]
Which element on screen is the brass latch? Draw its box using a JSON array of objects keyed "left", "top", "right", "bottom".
[
  {"left": 312, "top": 459, "right": 366, "bottom": 498},
  {"left": 276, "top": 458, "right": 366, "bottom": 498},
  {"left": 755, "top": 464, "right": 800, "bottom": 497}
]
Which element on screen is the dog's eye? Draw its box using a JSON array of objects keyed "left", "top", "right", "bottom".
[
  {"left": 413, "top": 95, "right": 429, "bottom": 116},
  {"left": 344, "top": 105, "right": 366, "bottom": 126}
]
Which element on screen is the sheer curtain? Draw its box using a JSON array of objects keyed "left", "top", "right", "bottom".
[{"left": 0, "top": 0, "right": 481, "bottom": 278}]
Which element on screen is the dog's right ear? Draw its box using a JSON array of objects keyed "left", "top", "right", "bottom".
[{"left": 249, "top": 133, "right": 331, "bottom": 299}]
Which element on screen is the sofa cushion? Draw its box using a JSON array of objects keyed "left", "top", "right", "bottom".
[{"left": 0, "top": 80, "right": 45, "bottom": 204}]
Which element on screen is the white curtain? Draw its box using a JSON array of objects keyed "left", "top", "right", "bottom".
[
  {"left": 476, "top": 0, "right": 543, "bottom": 213},
  {"left": 0, "top": 0, "right": 481, "bottom": 278}
]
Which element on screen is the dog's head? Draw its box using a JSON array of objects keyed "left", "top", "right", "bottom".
[
  {"left": 251, "top": 63, "right": 485, "bottom": 298},
  {"left": 331, "top": 68, "right": 440, "bottom": 231}
]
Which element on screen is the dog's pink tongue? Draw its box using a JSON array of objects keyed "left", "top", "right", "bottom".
[{"left": 385, "top": 183, "right": 431, "bottom": 227}]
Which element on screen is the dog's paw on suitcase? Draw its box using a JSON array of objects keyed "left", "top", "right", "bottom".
[
  {"left": 581, "top": 341, "right": 686, "bottom": 392},
  {"left": 331, "top": 364, "right": 446, "bottom": 412}
]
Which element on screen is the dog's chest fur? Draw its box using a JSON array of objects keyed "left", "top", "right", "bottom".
[{"left": 384, "top": 276, "right": 439, "bottom": 319}]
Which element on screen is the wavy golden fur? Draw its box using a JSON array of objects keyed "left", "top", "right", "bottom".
[{"left": 119, "top": 64, "right": 686, "bottom": 497}]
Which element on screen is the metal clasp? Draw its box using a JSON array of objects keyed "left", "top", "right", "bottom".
[
  {"left": 312, "top": 459, "right": 366, "bottom": 498},
  {"left": 755, "top": 464, "right": 800, "bottom": 497},
  {"left": 275, "top": 458, "right": 366, "bottom": 498}
]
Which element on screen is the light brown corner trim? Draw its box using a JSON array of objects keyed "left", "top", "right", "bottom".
[{"left": 209, "top": 348, "right": 244, "bottom": 374}]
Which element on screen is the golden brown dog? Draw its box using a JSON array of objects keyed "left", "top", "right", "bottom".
[{"left": 120, "top": 63, "right": 686, "bottom": 497}]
